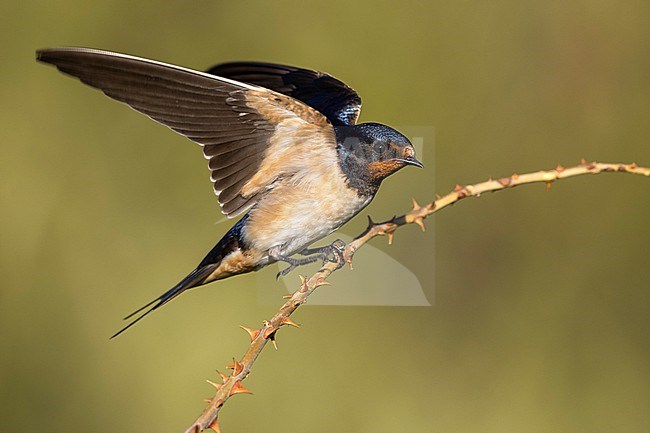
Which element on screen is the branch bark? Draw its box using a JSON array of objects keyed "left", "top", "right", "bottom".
[{"left": 183, "top": 160, "right": 649, "bottom": 433}]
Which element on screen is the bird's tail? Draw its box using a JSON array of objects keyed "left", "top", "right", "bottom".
[
  {"left": 109, "top": 265, "right": 216, "bottom": 339},
  {"left": 110, "top": 215, "right": 251, "bottom": 339}
]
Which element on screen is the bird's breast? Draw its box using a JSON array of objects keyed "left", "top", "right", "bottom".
[{"left": 242, "top": 165, "right": 372, "bottom": 257}]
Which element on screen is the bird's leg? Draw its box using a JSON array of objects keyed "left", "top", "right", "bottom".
[
  {"left": 299, "top": 239, "right": 346, "bottom": 267},
  {"left": 269, "top": 247, "right": 321, "bottom": 279}
]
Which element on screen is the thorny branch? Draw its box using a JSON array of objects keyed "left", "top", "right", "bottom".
[{"left": 184, "top": 160, "right": 649, "bottom": 433}]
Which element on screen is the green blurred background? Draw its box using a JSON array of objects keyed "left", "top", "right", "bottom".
[{"left": 2, "top": 1, "right": 649, "bottom": 432}]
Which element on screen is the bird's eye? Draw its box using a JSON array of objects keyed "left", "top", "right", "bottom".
[{"left": 374, "top": 141, "right": 387, "bottom": 154}]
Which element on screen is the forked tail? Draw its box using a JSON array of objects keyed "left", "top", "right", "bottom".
[
  {"left": 110, "top": 215, "right": 250, "bottom": 339},
  {"left": 110, "top": 265, "right": 216, "bottom": 339}
]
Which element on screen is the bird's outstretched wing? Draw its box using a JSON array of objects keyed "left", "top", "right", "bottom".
[
  {"left": 36, "top": 48, "right": 337, "bottom": 217},
  {"left": 207, "top": 61, "right": 362, "bottom": 126}
]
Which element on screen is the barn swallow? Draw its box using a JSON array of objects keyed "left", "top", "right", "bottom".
[{"left": 36, "top": 48, "right": 423, "bottom": 338}]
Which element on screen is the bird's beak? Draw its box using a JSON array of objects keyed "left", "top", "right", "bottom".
[{"left": 396, "top": 156, "right": 424, "bottom": 168}]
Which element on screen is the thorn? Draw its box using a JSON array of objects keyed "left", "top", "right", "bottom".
[
  {"left": 414, "top": 216, "right": 426, "bottom": 232},
  {"left": 263, "top": 328, "right": 278, "bottom": 342},
  {"left": 229, "top": 380, "right": 252, "bottom": 396},
  {"left": 209, "top": 419, "right": 221, "bottom": 433},
  {"left": 344, "top": 252, "right": 354, "bottom": 270},
  {"left": 435, "top": 193, "right": 441, "bottom": 200},
  {"left": 281, "top": 317, "right": 301, "bottom": 328},
  {"left": 271, "top": 337, "right": 278, "bottom": 350},
  {"left": 545, "top": 181, "right": 552, "bottom": 191},
  {"left": 487, "top": 177, "right": 493, "bottom": 182},
  {"left": 206, "top": 379, "right": 220, "bottom": 389},
  {"left": 204, "top": 397, "right": 213, "bottom": 403},
  {"left": 511, "top": 173, "right": 519, "bottom": 179},
  {"left": 262, "top": 325, "right": 274, "bottom": 339},
  {"left": 453, "top": 184, "right": 463, "bottom": 192},
  {"left": 387, "top": 230, "right": 395, "bottom": 245},
  {"left": 227, "top": 358, "right": 244, "bottom": 376},
  {"left": 555, "top": 164, "right": 565, "bottom": 172},
  {"left": 216, "top": 370, "right": 228, "bottom": 382},
  {"left": 234, "top": 359, "right": 244, "bottom": 375},
  {"left": 366, "top": 215, "right": 375, "bottom": 230},
  {"left": 282, "top": 293, "right": 292, "bottom": 299},
  {"left": 239, "top": 325, "right": 261, "bottom": 341},
  {"left": 580, "top": 158, "right": 587, "bottom": 165},
  {"left": 411, "top": 198, "right": 421, "bottom": 211},
  {"left": 299, "top": 275, "right": 308, "bottom": 290}
]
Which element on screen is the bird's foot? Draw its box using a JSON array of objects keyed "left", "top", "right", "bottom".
[
  {"left": 270, "top": 240, "right": 346, "bottom": 279},
  {"left": 299, "top": 239, "right": 346, "bottom": 268},
  {"left": 272, "top": 254, "right": 320, "bottom": 279}
]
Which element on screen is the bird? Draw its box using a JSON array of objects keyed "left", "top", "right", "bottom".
[{"left": 36, "top": 47, "right": 423, "bottom": 338}]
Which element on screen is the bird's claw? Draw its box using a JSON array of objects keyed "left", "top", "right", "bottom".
[
  {"left": 275, "top": 265, "right": 297, "bottom": 281},
  {"left": 274, "top": 255, "right": 319, "bottom": 279},
  {"left": 276, "top": 263, "right": 297, "bottom": 279},
  {"left": 324, "top": 239, "right": 346, "bottom": 269},
  {"left": 300, "top": 239, "right": 346, "bottom": 267},
  {"left": 274, "top": 240, "right": 347, "bottom": 279}
]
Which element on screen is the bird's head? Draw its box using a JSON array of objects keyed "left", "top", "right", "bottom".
[{"left": 336, "top": 122, "right": 423, "bottom": 187}]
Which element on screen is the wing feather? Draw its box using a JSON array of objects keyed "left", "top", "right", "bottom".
[
  {"left": 37, "top": 47, "right": 336, "bottom": 217},
  {"left": 207, "top": 61, "right": 362, "bottom": 126}
]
